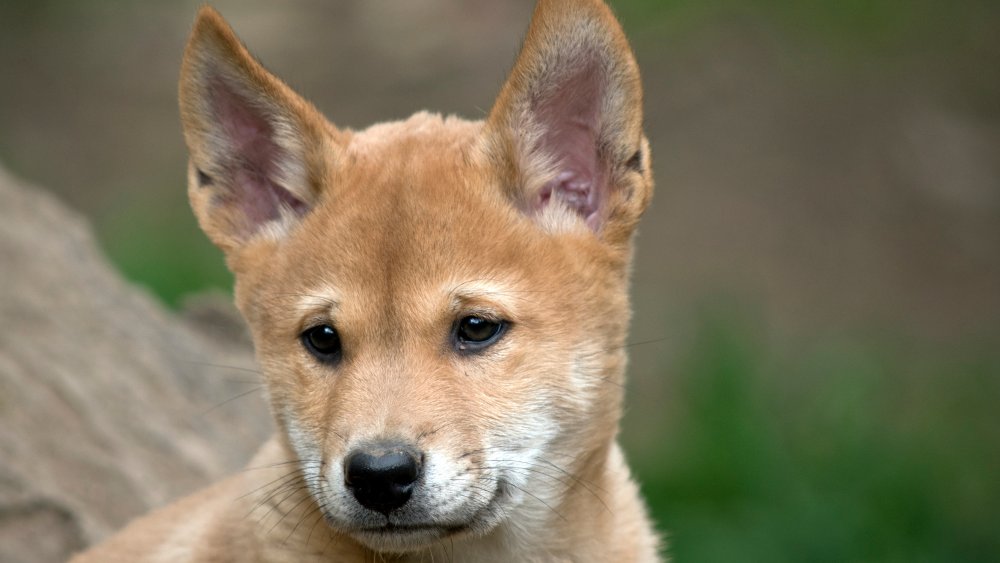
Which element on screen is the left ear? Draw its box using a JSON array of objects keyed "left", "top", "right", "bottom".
[{"left": 485, "top": 0, "right": 651, "bottom": 244}]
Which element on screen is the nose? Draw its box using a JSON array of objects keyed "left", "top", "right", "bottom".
[{"left": 344, "top": 444, "right": 421, "bottom": 514}]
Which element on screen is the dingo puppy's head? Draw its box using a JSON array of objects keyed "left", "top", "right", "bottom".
[{"left": 180, "top": 0, "right": 651, "bottom": 553}]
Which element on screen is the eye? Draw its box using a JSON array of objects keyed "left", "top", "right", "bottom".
[
  {"left": 301, "top": 324, "right": 342, "bottom": 363},
  {"left": 454, "top": 316, "right": 505, "bottom": 352}
]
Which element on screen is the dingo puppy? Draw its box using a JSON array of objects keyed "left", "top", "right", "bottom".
[{"left": 74, "top": 0, "right": 658, "bottom": 560}]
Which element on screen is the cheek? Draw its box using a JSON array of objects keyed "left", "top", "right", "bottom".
[
  {"left": 483, "top": 336, "right": 604, "bottom": 435},
  {"left": 264, "top": 358, "right": 341, "bottom": 445},
  {"left": 462, "top": 354, "right": 562, "bottom": 435},
  {"left": 278, "top": 379, "right": 359, "bottom": 490},
  {"left": 493, "top": 335, "right": 579, "bottom": 397}
]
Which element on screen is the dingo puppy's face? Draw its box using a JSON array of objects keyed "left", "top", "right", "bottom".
[{"left": 180, "top": 0, "right": 650, "bottom": 553}]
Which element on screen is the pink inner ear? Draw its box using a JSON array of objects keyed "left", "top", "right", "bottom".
[
  {"left": 210, "top": 76, "right": 308, "bottom": 230},
  {"left": 532, "top": 61, "right": 606, "bottom": 230}
]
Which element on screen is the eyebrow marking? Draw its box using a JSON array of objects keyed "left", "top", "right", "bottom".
[
  {"left": 446, "top": 279, "right": 522, "bottom": 317},
  {"left": 449, "top": 280, "right": 512, "bottom": 299},
  {"left": 294, "top": 285, "right": 342, "bottom": 313}
]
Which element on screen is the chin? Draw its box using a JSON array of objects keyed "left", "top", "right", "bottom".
[{"left": 349, "top": 525, "right": 466, "bottom": 553}]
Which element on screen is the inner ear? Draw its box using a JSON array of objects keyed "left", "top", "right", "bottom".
[
  {"left": 484, "top": 0, "right": 647, "bottom": 241},
  {"left": 531, "top": 59, "right": 607, "bottom": 229},
  {"left": 180, "top": 5, "right": 336, "bottom": 253},
  {"left": 207, "top": 73, "right": 310, "bottom": 229}
]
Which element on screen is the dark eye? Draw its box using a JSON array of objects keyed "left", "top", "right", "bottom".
[
  {"left": 302, "top": 324, "right": 342, "bottom": 363},
  {"left": 455, "top": 316, "right": 505, "bottom": 352}
]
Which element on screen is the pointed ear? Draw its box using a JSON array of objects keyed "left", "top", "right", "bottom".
[
  {"left": 179, "top": 6, "right": 341, "bottom": 254},
  {"left": 486, "top": 0, "right": 651, "bottom": 244}
]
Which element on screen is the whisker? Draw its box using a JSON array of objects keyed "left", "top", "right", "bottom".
[
  {"left": 182, "top": 359, "right": 262, "bottom": 377},
  {"left": 201, "top": 385, "right": 265, "bottom": 416}
]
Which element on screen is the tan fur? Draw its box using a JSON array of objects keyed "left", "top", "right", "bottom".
[{"left": 73, "top": 0, "right": 659, "bottom": 561}]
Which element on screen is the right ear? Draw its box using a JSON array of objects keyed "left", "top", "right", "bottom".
[{"left": 179, "top": 6, "right": 341, "bottom": 254}]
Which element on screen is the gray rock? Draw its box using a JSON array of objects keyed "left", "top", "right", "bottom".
[{"left": 0, "top": 164, "right": 271, "bottom": 562}]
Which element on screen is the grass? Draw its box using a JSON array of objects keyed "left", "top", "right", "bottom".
[{"left": 629, "top": 316, "right": 1000, "bottom": 561}]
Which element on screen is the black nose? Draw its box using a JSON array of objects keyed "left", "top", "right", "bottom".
[{"left": 344, "top": 445, "right": 421, "bottom": 514}]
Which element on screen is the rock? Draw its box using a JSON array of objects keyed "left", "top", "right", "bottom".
[{"left": 0, "top": 164, "right": 271, "bottom": 562}]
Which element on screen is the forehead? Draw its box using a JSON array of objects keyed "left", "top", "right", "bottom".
[{"left": 277, "top": 113, "right": 548, "bottom": 318}]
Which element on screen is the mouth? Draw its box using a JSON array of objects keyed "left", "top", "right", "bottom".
[
  {"left": 358, "top": 522, "right": 469, "bottom": 538},
  {"left": 327, "top": 482, "right": 506, "bottom": 551},
  {"left": 359, "top": 521, "right": 466, "bottom": 532}
]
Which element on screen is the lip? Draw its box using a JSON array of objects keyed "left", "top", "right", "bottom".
[
  {"left": 357, "top": 523, "right": 468, "bottom": 536},
  {"left": 355, "top": 523, "right": 469, "bottom": 538}
]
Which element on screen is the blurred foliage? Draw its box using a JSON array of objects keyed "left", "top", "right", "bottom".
[
  {"left": 630, "top": 316, "right": 1000, "bottom": 561},
  {"left": 614, "top": 0, "right": 987, "bottom": 56},
  {"left": 102, "top": 193, "right": 232, "bottom": 307},
  {"left": 2, "top": 1, "right": 996, "bottom": 560}
]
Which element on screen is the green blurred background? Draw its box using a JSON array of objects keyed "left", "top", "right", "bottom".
[{"left": 1, "top": 0, "right": 998, "bottom": 560}]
